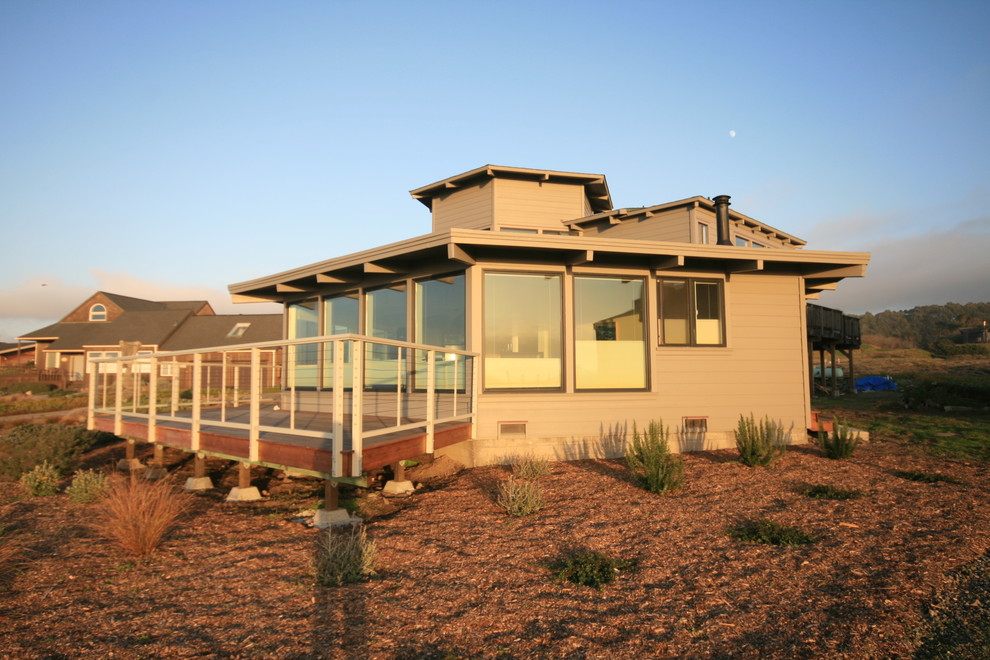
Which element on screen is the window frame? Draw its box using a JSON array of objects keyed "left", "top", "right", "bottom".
[
  {"left": 89, "top": 304, "right": 107, "bottom": 321},
  {"left": 657, "top": 277, "right": 726, "bottom": 347}
]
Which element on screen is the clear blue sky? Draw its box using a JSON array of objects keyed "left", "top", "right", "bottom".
[{"left": 2, "top": 0, "right": 988, "bottom": 340}]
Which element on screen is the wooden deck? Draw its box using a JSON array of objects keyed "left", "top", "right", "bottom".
[{"left": 92, "top": 406, "right": 471, "bottom": 480}]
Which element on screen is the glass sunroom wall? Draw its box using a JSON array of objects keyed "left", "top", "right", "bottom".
[
  {"left": 484, "top": 272, "right": 562, "bottom": 389},
  {"left": 322, "top": 293, "right": 359, "bottom": 389},
  {"left": 415, "top": 273, "right": 466, "bottom": 391},
  {"left": 574, "top": 277, "right": 647, "bottom": 389},
  {"left": 287, "top": 299, "right": 319, "bottom": 388},
  {"left": 365, "top": 284, "right": 407, "bottom": 388}
]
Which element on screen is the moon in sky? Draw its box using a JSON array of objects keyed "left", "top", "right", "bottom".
[{"left": 729, "top": 129, "right": 737, "bottom": 138}]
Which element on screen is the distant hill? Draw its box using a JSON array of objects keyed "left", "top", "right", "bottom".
[{"left": 859, "top": 302, "right": 990, "bottom": 352}]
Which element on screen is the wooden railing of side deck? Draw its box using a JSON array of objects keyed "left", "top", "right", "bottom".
[{"left": 86, "top": 334, "right": 479, "bottom": 480}]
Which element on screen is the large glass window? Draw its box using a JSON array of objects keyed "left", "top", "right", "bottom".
[
  {"left": 323, "top": 293, "right": 359, "bottom": 388},
  {"left": 365, "top": 284, "right": 407, "bottom": 387},
  {"left": 574, "top": 277, "right": 646, "bottom": 389},
  {"left": 415, "top": 274, "right": 466, "bottom": 390},
  {"left": 287, "top": 298, "right": 319, "bottom": 387},
  {"left": 658, "top": 278, "right": 724, "bottom": 346},
  {"left": 484, "top": 272, "right": 561, "bottom": 389}
]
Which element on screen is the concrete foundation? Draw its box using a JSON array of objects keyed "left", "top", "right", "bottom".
[
  {"left": 143, "top": 466, "right": 168, "bottom": 481},
  {"left": 382, "top": 480, "right": 415, "bottom": 497},
  {"left": 225, "top": 486, "right": 263, "bottom": 502},
  {"left": 116, "top": 458, "right": 144, "bottom": 471},
  {"left": 184, "top": 476, "right": 214, "bottom": 491},
  {"left": 313, "top": 508, "right": 361, "bottom": 528}
]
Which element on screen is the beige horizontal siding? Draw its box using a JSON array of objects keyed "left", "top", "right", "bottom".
[
  {"left": 432, "top": 181, "right": 493, "bottom": 232},
  {"left": 593, "top": 208, "right": 692, "bottom": 242},
  {"left": 493, "top": 179, "right": 586, "bottom": 229}
]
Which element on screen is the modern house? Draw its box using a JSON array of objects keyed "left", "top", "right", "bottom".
[
  {"left": 86, "top": 165, "right": 869, "bottom": 507},
  {"left": 19, "top": 292, "right": 281, "bottom": 383}
]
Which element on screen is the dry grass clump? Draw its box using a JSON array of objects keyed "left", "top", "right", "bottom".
[
  {"left": 316, "top": 524, "right": 377, "bottom": 587},
  {"left": 511, "top": 455, "right": 551, "bottom": 479},
  {"left": 496, "top": 476, "right": 545, "bottom": 517},
  {"left": 93, "top": 474, "right": 190, "bottom": 556}
]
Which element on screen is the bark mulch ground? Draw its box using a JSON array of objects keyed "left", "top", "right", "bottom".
[{"left": 1, "top": 434, "right": 989, "bottom": 658}]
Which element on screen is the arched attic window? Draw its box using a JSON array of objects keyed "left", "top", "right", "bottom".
[{"left": 89, "top": 304, "right": 107, "bottom": 321}]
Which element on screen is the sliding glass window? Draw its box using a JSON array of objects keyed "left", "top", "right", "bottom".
[
  {"left": 415, "top": 274, "right": 466, "bottom": 390},
  {"left": 574, "top": 277, "right": 647, "bottom": 389},
  {"left": 484, "top": 272, "right": 561, "bottom": 389},
  {"left": 287, "top": 298, "right": 319, "bottom": 387},
  {"left": 658, "top": 278, "right": 725, "bottom": 346}
]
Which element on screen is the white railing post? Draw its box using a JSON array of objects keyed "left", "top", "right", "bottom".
[
  {"left": 288, "top": 345, "right": 296, "bottom": 430},
  {"left": 86, "top": 362, "right": 97, "bottom": 431},
  {"left": 221, "top": 351, "right": 228, "bottom": 421},
  {"left": 332, "top": 340, "right": 345, "bottom": 478},
  {"left": 191, "top": 353, "right": 202, "bottom": 452},
  {"left": 171, "top": 358, "right": 179, "bottom": 416},
  {"left": 471, "top": 355, "right": 480, "bottom": 440},
  {"left": 350, "top": 340, "right": 365, "bottom": 477},
  {"left": 452, "top": 353, "right": 459, "bottom": 416},
  {"left": 249, "top": 347, "right": 260, "bottom": 462},
  {"left": 396, "top": 346, "right": 404, "bottom": 427},
  {"left": 425, "top": 350, "right": 436, "bottom": 454},
  {"left": 148, "top": 357, "right": 158, "bottom": 444},
  {"left": 114, "top": 363, "right": 124, "bottom": 436}
]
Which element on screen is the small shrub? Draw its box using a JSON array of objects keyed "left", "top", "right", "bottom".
[
  {"left": 18, "top": 461, "right": 60, "bottom": 497},
  {"left": 818, "top": 421, "right": 861, "bottom": 460},
  {"left": 0, "top": 424, "right": 116, "bottom": 480},
  {"left": 94, "top": 475, "right": 190, "bottom": 556},
  {"left": 729, "top": 518, "right": 816, "bottom": 546},
  {"left": 66, "top": 469, "right": 109, "bottom": 504},
  {"left": 496, "top": 476, "right": 545, "bottom": 517},
  {"left": 735, "top": 414, "right": 787, "bottom": 467},
  {"left": 625, "top": 420, "right": 684, "bottom": 495},
  {"left": 316, "top": 524, "right": 377, "bottom": 587},
  {"left": 894, "top": 469, "right": 966, "bottom": 486},
  {"left": 512, "top": 455, "right": 551, "bottom": 479},
  {"left": 549, "top": 549, "right": 634, "bottom": 590},
  {"left": 798, "top": 483, "right": 863, "bottom": 500}
]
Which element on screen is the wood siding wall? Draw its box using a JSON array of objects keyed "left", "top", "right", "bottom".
[
  {"left": 492, "top": 179, "right": 588, "bottom": 230},
  {"left": 431, "top": 181, "right": 493, "bottom": 233},
  {"left": 588, "top": 208, "right": 693, "bottom": 242}
]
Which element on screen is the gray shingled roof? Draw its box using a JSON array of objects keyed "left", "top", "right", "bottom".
[
  {"left": 29, "top": 309, "right": 193, "bottom": 350},
  {"left": 160, "top": 315, "right": 282, "bottom": 351}
]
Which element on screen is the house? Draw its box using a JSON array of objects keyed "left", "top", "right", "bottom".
[
  {"left": 220, "top": 164, "right": 870, "bottom": 464},
  {"left": 0, "top": 342, "right": 36, "bottom": 368},
  {"left": 83, "top": 164, "right": 870, "bottom": 513},
  {"left": 18, "top": 292, "right": 281, "bottom": 383}
]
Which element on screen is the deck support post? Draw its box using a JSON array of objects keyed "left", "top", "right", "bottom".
[
  {"left": 144, "top": 443, "right": 168, "bottom": 480},
  {"left": 383, "top": 460, "right": 414, "bottom": 497},
  {"left": 313, "top": 479, "right": 356, "bottom": 528},
  {"left": 117, "top": 438, "right": 142, "bottom": 471},
  {"left": 829, "top": 345, "right": 838, "bottom": 397},
  {"left": 185, "top": 453, "right": 213, "bottom": 491},
  {"left": 226, "top": 462, "right": 262, "bottom": 502}
]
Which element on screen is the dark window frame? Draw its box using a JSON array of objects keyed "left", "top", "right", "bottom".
[{"left": 657, "top": 277, "right": 726, "bottom": 347}]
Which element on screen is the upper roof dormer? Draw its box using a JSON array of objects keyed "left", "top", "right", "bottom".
[{"left": 410, "top": 165, "right": 612, "bottom": 234}]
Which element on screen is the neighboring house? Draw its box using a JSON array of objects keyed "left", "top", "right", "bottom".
[
  {"left": 0, "top": 342, "right": 37, "bottom": 368},
  {"left": 18, "top": 292, "right": 281, "bottom": 382},
  {"left": 220, "top": 164, "right": 870, "bottom": 463}
]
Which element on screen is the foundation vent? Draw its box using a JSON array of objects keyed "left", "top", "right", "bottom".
[
  {"left": 498, "top": 421, "right": 528, "bottom": 439},
  {"left": 683, "top": 417, "right": 708, "bottom": 433}
]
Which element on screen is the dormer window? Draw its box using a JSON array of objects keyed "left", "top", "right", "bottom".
[
  {"left": 89, "top": 304, "right": 107, "bottom": 321},
  {"left": 227, "top": 322, "right": 251, "bottom": 338}
]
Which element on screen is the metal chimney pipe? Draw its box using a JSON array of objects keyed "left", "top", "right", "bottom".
[{"left": 714, "top": 195, "right": 732, "bottom": 245}]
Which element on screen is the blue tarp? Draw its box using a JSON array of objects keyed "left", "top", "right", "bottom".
[{"left": 854, "top": 376, "right": 898, "bottom": 392}]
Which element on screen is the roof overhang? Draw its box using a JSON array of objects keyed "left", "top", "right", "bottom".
[
  {"left": 228, "top": 229, "right": 869, "bottom": 302},
  {"left": 409, "top": 165, "right": 612, "bottom": 213}
]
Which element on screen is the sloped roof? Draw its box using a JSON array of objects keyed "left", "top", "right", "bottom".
[
  {"left": 160, "top": 315, "right": 282, "bottom": 351},
  {"left": 26, "top": 309, "right": 194, "bottom": 350},
  {"left": 0, "top": 342, "right": 35, "bottom": 355}
]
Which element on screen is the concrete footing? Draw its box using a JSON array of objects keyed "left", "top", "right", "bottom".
[
  {"left": 382, "top": 480, "right": 415, "bottom": 497},
  {"left": 225, "top": 486, "right": 263, "bottom": 502},
  {"left": 143, "top": 466, "right": 168, "bottom": 481},
  {"left": 184, "top": 476, "right": 214, "bottom": 491},
  {"left": 116, "top": 458, "right": 144, "bottom": 471},
  {"left": 313, "top": 508, "right": 360, "bottom": 528}
]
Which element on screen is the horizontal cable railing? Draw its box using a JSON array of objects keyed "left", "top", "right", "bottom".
[{"left": 87, "top": 334, "right": 478, "bottom": 478}]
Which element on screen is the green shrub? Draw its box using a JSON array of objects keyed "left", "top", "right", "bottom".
[
  {"left": 316, "top": 524, "right": 377, "bottom": 587},
  {"left": 894, "top": 469, "right": 966, "bottom": 485},
  {"left": 18, "top": 461, "right": 60, "bottom": 497},
  {"left": 496, "top": 476, "right": 545, "bottom": 517},
  {"left": 798, "top": 483, "right": 863, "bottom": 500},
  {"left": 94, "top": 475, "right": 190, "bottom": 556},
  {"left": 735, "top": 414, "right": 787, "bottom": 467},
  {"left": 66, "top": 469, "right": 109, "bottom": 504},
  {"left": 0, "top": 424, "right": 116, "bottom": 480},
  {"left": 512, "top": 455, "right": 551, "bottom": 479},
  {"left": 625, "top": 420, "right": 684, "bottom": 495},
  {"left": 818, "top": 421, "right": 861, "bottom": 460},
  {"left": 549, "top": 549, "right": 634, "bottom": 590},
  {"left": 729, "top": 518, "right": 816, "bottom": 546}
]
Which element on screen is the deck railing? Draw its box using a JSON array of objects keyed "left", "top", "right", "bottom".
[{"left": 86, "top": 334, "right": 478, "bottom": 478}]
